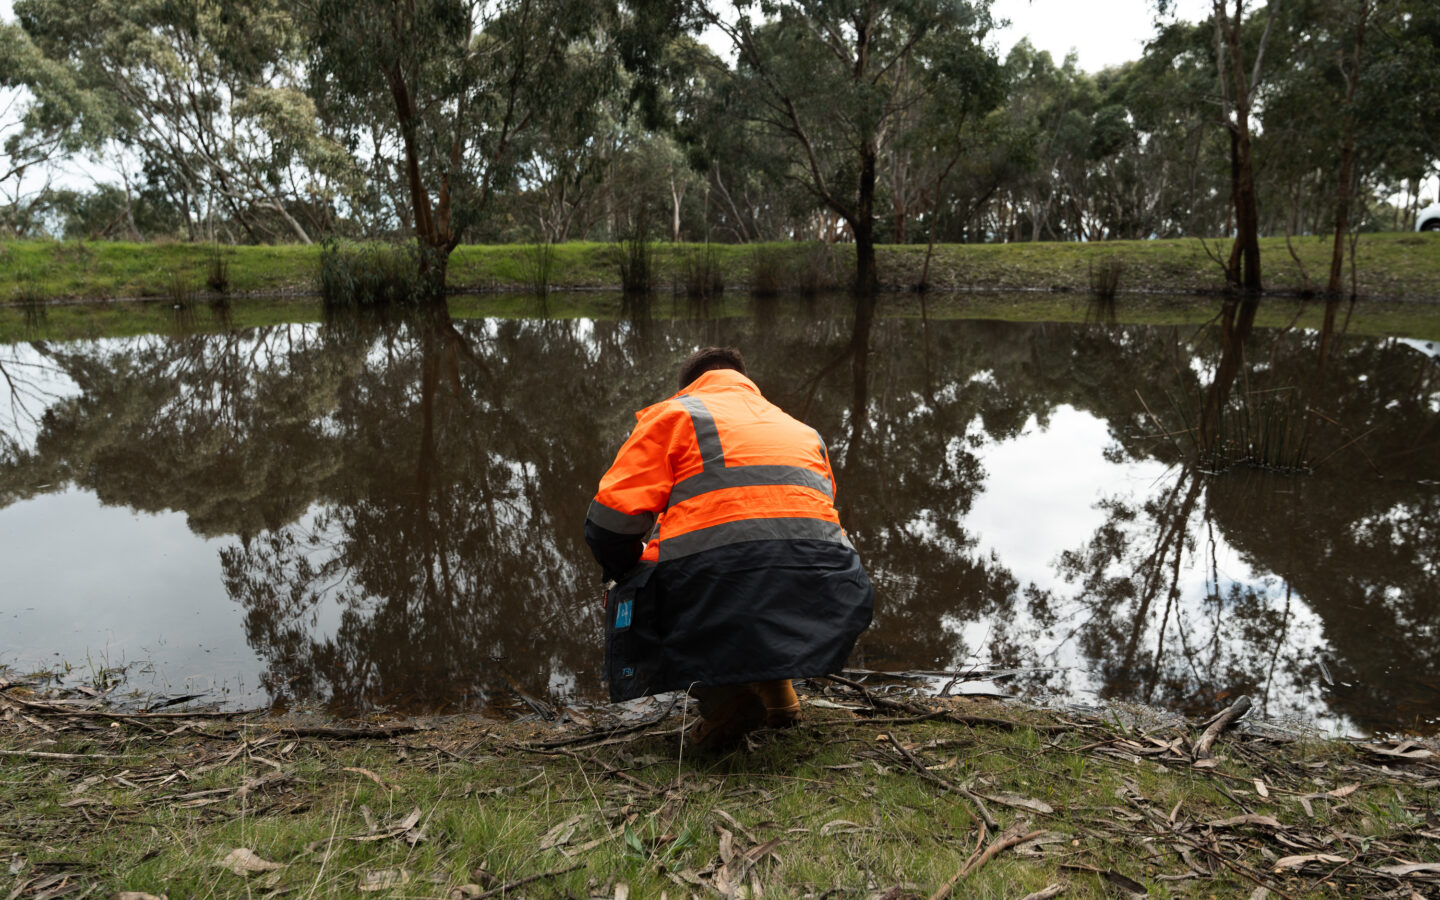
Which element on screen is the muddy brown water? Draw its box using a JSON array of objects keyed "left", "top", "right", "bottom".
[{"left": 1, "top": 294, "right": 1436, "bottom": 735}]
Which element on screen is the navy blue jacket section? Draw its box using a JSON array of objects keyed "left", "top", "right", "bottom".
[
  {"left": 602, "top": 537, "right": 874, "bottom": 702},
  {"left": 586, "top": 520, "right": 645, "bottom": 583}
]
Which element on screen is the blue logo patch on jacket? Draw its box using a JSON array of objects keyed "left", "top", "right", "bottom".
[{"left": 615, "top": 599, "right": 633, "bottom": 629}]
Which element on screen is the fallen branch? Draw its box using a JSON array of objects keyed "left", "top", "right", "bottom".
[
  {"left": 1194, "top": 696, "right": 1251, "bottom": 760},
  {"left": 0, "top": 748, "right": 126, "bottom": 761},
  {"left": 930, "top": 822, "right": 1045, "bottom": 900},
  {"left": 825, "top": 674, "right": 920, "bottom": 713},
  {"left": 531, "top": 708, "right": 674, "bottom": 750},
  {"left": 266, "top": 724, "right": 423, "bottom": 740},
  {"left": 0, "top": 693, "right": 241, "bottom": 719},
  {"left": 882, "top": 734, "right": 995, "bottom": 831},
  {"left": 471, "top": 862, "right": 582, "bottom": 899},
  {"left": 512, "top": 744, "right": 659, "bottom": 795}
]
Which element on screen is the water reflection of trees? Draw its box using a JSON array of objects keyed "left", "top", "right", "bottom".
[{"left": 1, "top": 301, "right": 1435, "bottom": 728}]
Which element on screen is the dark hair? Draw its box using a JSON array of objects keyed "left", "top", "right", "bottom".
[{"left": 678, "top": 346, "right": 746, "bottom": 389}]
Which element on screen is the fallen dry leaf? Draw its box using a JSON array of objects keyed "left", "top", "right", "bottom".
[
  {"left": 1376, "top": 862, "right": 1440, "bottom": 877},
  {"left": 1207, "top": 815, "right": 1285, "bottom": 830},
  {"left": 539, "top": 814, "right": 583, "bottom": 850},
  {"left": 1327, "top": 784, "right": 1359, "bottom": 799},
  {"left": 217, "top": 848, "right": 283, "bottom": 876},
  {"left": 116, "top": 894, "right": 167, "bottom": 900},
  {"left": 351, "top": 807, "right": 423, "bottom": 843},
  {"left": 1273, "top": 853, "right": 1347, "bottom": 871},
  {"left": 358, "top": 869, "right": 411, "bottom": 891},
  {"left": 982, "top": 792, "right": 1055, "bottom": 815},
  {"left": 1359, "top": 743, "right": 1435, "bottom": 760},
  {"left": 343, "top": 767, "right": 394, "bottom": 791}
]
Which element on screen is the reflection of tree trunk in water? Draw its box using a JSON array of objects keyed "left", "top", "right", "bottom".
[
  {"left": 1198, "top": 298, "right": 1259, "bottom": 454},
  {"left": 1261, "top": 582, "right": 1293, "bottom": 716},
  {"left": 1115, "top": 469, "right": 1203, "bottom": 698},
  {"left": 416, "top": 306, "right": 479, "bottom": 510},
  {"left": 920, "top": 290, "right": 934, "bottom": 403},
  {"left": 847, "top": 293, "right": 877, "bottom": 467},
  {"left": 1317, "top": 297, "right": 1345, "bottom": 367}
]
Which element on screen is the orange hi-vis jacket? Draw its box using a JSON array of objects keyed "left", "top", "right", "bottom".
[{"left": 585, "top": 368, "right": 873, "bottom": 701}]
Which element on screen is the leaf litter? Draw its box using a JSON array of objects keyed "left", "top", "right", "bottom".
[{"left": 2, "top": 676, "right": 1439, "bottom": 898}]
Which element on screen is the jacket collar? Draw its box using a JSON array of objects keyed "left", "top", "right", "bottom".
[{"left": 673, "top": 367, "right": 760, "bottom": 399}]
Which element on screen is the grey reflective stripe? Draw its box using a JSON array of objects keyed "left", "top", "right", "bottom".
[
  {"left": 677, "top": 395, "right": 724, "bottom": 470},
  {"left": 586, "top": 499, "right": 657, "bottom": 536},
  {"left": 667, "top": 464, "right": 834, "bottom": 509},
  {"left": 658, "top": 517, "right": 851, "bottom": 561},
  {"left": 811, "top": 428, "right": 834, "bottom": 496}
]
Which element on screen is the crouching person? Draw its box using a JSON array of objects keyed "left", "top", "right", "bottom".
[{"left": 584, "top": 347, "right": 874, "bottom": 750}]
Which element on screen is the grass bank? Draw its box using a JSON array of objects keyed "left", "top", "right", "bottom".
[
  {"left": 6, "top": 290, "right": 1440, "bottom": 345},
  {"left": 3, "top": 233, "right": 1440, "bottom": 304},
  {"left": 3, "top": 678, "right": 1438, "bottom": 899}
]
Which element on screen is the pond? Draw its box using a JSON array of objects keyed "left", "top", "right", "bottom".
[{"left": 1, "top": 293, "right": 1437, "bottom": 736}]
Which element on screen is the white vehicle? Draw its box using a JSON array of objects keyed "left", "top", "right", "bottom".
[{"left": 1418, "top": 203, "right": 1440, "bottom": 231}]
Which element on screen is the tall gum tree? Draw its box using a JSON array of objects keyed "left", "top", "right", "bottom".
[
  {"left": 1155, "top": 0, "right": 1279, "bottom": 293},
  {"left": 0, "top": 23, "right": 108, "bottom": 236},
  {"left": 14, "top": 0, "right": 347, "bottom": 243},
  {"left": 302, "top": 0, "right": 598, "bottom": 297},
  {"left": 687, "top": 0, "right": 997, "bottom": 297}
]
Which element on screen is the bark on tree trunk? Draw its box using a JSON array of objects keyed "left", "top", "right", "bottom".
[
  {"left": 1233, "top": 126, "right": 1262, "bottom": 292},
  {"left": 1327, "top": 0, "right": 1367, "bottom": 297},
  {"left": 852, "top": 146, "right": 879, "bottom": 297}
]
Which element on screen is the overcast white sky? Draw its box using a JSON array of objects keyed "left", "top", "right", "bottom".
[
  {"left": 991, "top": 0, "right": 1213, "bottom": 71},
  {"left": 2, "top": 0, "right": 1209, "bottom": 74}
]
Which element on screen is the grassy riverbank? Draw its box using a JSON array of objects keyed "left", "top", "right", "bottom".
[
  {"left": 5, "top": 289, "right": 1440, "bottom": 345},
  {"left": 3, "top": 679, "right": 1438, "bottom": 900},
  {"left": 3, "top": 233, "right": 1440, "bottom": 304}
]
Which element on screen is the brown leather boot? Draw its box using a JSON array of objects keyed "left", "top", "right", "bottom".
[
  {"left": 686, "top": 686, "right": 766, "bottom": 752},
  {"left": 751, "top": 679, "right": 802, "bottom": 728}
]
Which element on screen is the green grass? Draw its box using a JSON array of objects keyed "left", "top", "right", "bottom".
[
  {"left": 3, "top": 698, "right": 1434, "bottom": 899},
  {"left": 5, "top": 233, "right": 1440, "bottom": 304},
  {"left": 6, "top": 290, "right": 1440, "bottom": 344}
]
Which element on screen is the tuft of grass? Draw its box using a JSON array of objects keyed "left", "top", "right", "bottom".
[
  {"left": 1089, "top": 256, "right": 1124, "bottom": 299},
  {"left": 317, "top": 241, "right": 420, "bottom": 308},
  {"left": 618, "top": 236, "right": 654, "bottom": 295},
  {"left": 1170, "top": 385, "right": 1313, "bottom": 473},
  {"left": 795, "top": 243, "right": 838, "bottom": 296},
  {"left": 206, "top": 245, "right": 231, "bottom": 294},
  {"left": 518, "top": 241, "right": 556, "bottom": 299},
  {"left": 165, "top": 270, "right": 197, "bottom": 309},
  {"left": 748, "top": 246, "right": 786, "bottom": 297},
  {"left": 680, "top": 244, "right": 724, "bottom": 298}
]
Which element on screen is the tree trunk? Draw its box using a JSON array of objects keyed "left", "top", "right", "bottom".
[
  {"left": 1232, "top": 125, "right": 1262, "bottom": 292},
  {"left": 669, "top": 176, "right": 684, "bottom": 243},
  {"left": 1327, "top": 0, "right": 1367, "bottom": 297},
  {"left": 852, "top": 146, "right": 879, "bottom": 297}
]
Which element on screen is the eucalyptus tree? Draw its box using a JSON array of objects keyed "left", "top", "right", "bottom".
[
  {"left": 686, "top": 0, "right": 998, "bottom": 295},
  {"left": 13, "top": 0, "right": 352, "bottom": 243},
  {"left": 0, "top": 23, "right": 107, "bottom": 236},
  {"left": 1149, "top": 0, "right": 1282, "bottom": 291},
  {"left": 301, "top": 0, "right": 600, "bottom": 295},
  {"left": 1263, "top": 0, "right": 1440, "bottom": 295}
]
